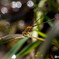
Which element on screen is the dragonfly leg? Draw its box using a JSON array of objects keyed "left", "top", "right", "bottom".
[{"left": 28, "top": 32, "right": 32, "bottom": 36}]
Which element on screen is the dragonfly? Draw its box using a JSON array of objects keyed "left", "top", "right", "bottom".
[
  {"left": 22, "top": 26, "right": 45, "bottom": 41},
  {"left": 22, "top": 18, "right": 55, "bottom": 41}
]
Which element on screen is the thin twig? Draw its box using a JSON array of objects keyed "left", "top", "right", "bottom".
[{"left": 0, "top": 34, "right": 25, "bottom": 40}]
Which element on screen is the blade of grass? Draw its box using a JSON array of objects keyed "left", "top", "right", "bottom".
[
  {"left": 16, "top": 40, "right": 42, "bottom": 58},
  {"left": 35, "top": 30, "right": 59, "bottom": 45},
  {"left": 6, "top": 37, "right": 29, "bottom": 57},
  {"left": 35, "top": 30, "right": 46, "bottom": 38}
]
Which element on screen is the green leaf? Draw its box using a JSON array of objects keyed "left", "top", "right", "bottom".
[
  {"left": 35, "top": 30, "right": 46, "bottom": 38},
  {"left": 16, "top": 40, "right": 42, "bottom": 58},
  {"left": 34, "top": 30, "right": 59, "bottom": 45},
  {"left": 6, "top": 37, "right": 29, "bottom": 57}
]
